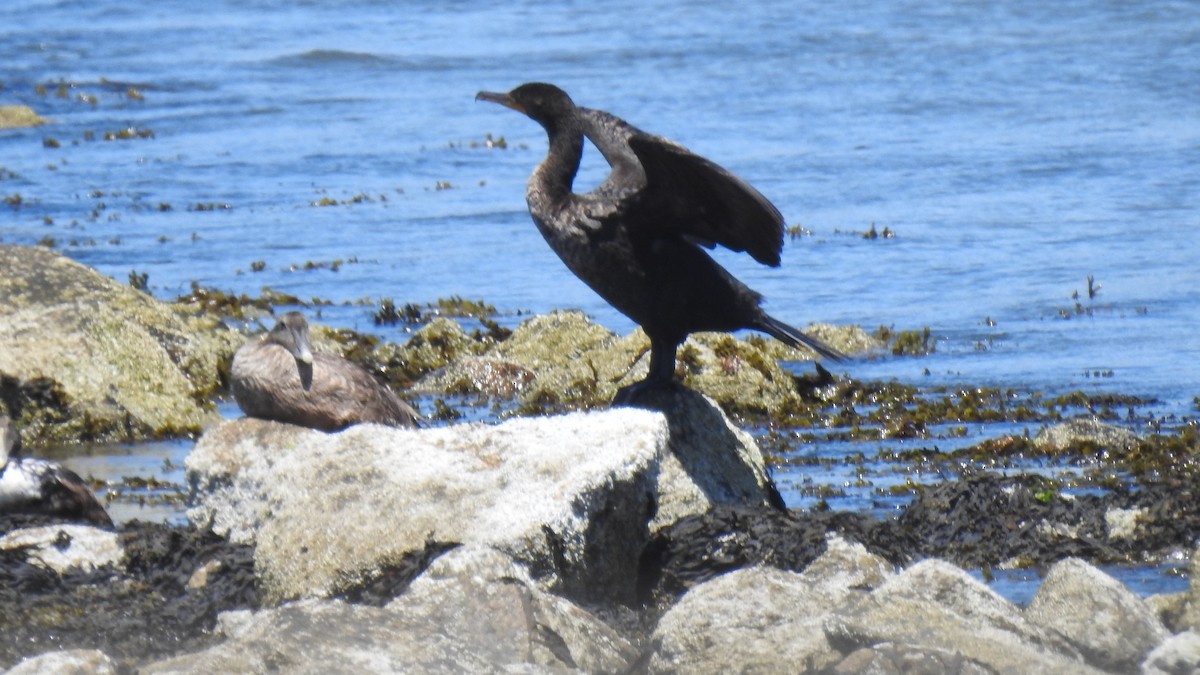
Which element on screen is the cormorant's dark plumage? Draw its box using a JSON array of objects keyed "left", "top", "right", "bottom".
[
  {"left": 476, "top": 83, "right": 843, "bottom": 401},
  {"left": 231, "top": 312, "right": 420, "bottom": 431}
]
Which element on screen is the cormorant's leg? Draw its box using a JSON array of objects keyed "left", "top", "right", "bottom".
[
  {"left": 644, "top": 338, "right": 678, "bottom": 387},
  {"left": 613, "top": 337, "right": 680, "bottom": 406}
]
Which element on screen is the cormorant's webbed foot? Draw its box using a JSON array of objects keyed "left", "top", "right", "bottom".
[{"left": 612, "top": 376, "right": 682, "bottom": 407}]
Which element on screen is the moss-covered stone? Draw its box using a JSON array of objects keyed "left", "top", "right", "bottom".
[
  {"left": 0, "top": 245, "right": 242, "bottom": 445},
  {"left": 411, "top": 311, "right": 875, "bottom": 419},
  {"left": 0, "top": 106, "right": 46, "bottom": 129},
  {"left": 378, "top": 318, "right": 488, "bottom": 387}
]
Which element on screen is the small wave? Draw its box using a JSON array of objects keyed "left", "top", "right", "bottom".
[{"left": 268, "top": 49, "right": 393, "bottom": 68}]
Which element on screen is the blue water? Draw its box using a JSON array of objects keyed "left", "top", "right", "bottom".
[{"left": 3, "top": 0, "right": 1199, "bottom": 599}]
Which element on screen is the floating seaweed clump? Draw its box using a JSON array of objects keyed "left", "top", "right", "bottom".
[
  {"left": 374, "top": 298, "right": 422, "bottom": 326},
  {"left": 874, "top": 325, "right": 935, "bottom": 356},
  {"left": 102, "top": 127, "right": 154, "bottom": 141}
]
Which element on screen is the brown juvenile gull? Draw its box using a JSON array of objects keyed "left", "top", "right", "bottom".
[
  {"left": 230, "top": 312, "right": 420, "bottom": 431},
  {"left": 476, "top": 82, "right": 843, "bottom": 402}
]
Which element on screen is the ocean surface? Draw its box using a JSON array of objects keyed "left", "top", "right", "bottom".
[{"left": 3, "top": 0, "right": 1198, "bottom": 601}]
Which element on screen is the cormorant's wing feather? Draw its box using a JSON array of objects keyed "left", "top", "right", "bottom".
[{"left": 577, "top": 107, "right": 784, "bottom": 267}]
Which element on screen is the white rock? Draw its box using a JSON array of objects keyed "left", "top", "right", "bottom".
[
  {"left": 187, "top": 392, "right": 779, "bottom": 605},
  {"left": 648, "top": 565, "right": 849, "bottom": 673},
  {"left": 800, "top": 535, "right": 895, "bottom": 598},
  {"left": 1140, "top": 629, "right": 1200, "bottom": 675},
  {"left": 0, "top": 524, "right": 122, "bottom": 574},
  {"left": 1025, "top": 557, "right": 1168, "bottom": 672},
  {"left": 187, "top": 412, "right": 662, "bottom": 603},
  {"left": 1105, "top": 506, "right": 1146, "bottom": 540},
  {"left": 4, "top": 649, "right": 117, "bottom": 675},
  {"left": 824, "top": 559, "right": 1102, "bottom": 674}
]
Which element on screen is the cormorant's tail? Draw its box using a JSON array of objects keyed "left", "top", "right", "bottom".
[{"left": 757, "top": 314, "right": 846, "bottom": 362}]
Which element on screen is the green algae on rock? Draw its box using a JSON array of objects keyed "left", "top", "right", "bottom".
[
  {"left": 0, "top": 106, "right": 46, "bottom": 129},
  {"left": 0, "top": 245, "right": 242, "bottom": 445},
  {"left": 375, "top": 317, "right": 489, "bottom": 388},
  {"left": 412, "top": 311, "right": 876, "bottom": 419}
]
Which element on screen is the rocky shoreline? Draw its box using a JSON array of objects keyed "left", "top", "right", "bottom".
[{"left": 2, "top": 245, "right": 1199, "bottom": 673}]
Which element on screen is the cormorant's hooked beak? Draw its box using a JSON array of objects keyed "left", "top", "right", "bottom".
[{"left": 476, "top": 90, "right": 525, "bottom": 114}]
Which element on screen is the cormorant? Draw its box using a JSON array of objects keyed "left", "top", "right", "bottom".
[
  {"left": 0, "top": 415, "right": 113, "bottom": 527},
  {"left": 476, "top": 83, "right": 843, "bottom": 400},
  {"left": 230, "top": 312, "right": 420, "bottom": 431}
]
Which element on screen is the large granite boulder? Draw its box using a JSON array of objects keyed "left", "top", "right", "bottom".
[
  {"left": 646, "top": 538, "right": 893, "bottom": 673},
  {"left": 0, "top": 245, "right": 241, "bottom": 445},
  {"left": 822, "top": 559, "right": 1103, "bottom": 674},
  {"left": 186, "top": 391, "right": 781, "bottom": 604},
  {"left": 140, "top": 547, "right": 637, "bottom": 674},
  {"left": 1024, "top": 557, "right": 1168, "bottom": 672}
]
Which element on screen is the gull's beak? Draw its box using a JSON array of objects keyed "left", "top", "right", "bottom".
[{"left": 476, "top": 90, "right": 524, "bottom": 114}]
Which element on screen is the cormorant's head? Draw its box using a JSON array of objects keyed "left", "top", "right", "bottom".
[
  {"left": 267, "top": 311, "right": 315, "bottom": 366},
  {"left": 476, "top": 82, "right": 576, "bottom": 128}
]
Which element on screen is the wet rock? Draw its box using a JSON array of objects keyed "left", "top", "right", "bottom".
[
  {"left": 0, "top": 524, "right": 121, "bottom": 574},
  {"left": 143, "top": 547, "right": 636, "bottom": 674},
  {"left": 826, "top": 642, "right": 995, "bottom": 675},
  {"left": 1024, "top": 557, "right": 1168, "bottom": 672},
  {"left": 1034, "top": 416, "right": 1138, "bottom": 453},
  {"left": 0, "top": 245, "right": 241, "bottom": 445},
  {"left": 0, "top": 106, "right": 45, "bottom": 129},
  {"left": 1141, "top": 630, "right": 1200, "bottom": 675},
  {"left": 823, "top": 559, "right": 1101, "bottom": 674},
  {"left": 187, "top": 395, "right": 780, "bottom": 606},
  {"left": 875, "top": 471, "right": 1119, "bottom": 569},
  {"left": 4, "top": 649, "right": 116, "bottom": 674}
]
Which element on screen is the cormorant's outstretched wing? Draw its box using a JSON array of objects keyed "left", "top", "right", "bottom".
[{"left": 577, "top": 107, "right": 785, "bottom": 267}]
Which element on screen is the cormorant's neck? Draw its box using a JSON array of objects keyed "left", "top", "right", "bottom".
[{"left": 533, "top": 122, "right": 584, "bottom": 199}]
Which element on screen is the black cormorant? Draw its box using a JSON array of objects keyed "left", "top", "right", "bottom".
[
  {"left": 231, "top": 312, "right": 420, "bottom": 431},
  {"left": 0, "top": 415, "right": 113, "bottom": 527},
  {"left": 476, "top": 83, "right": 843, "bottom": 401}
]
